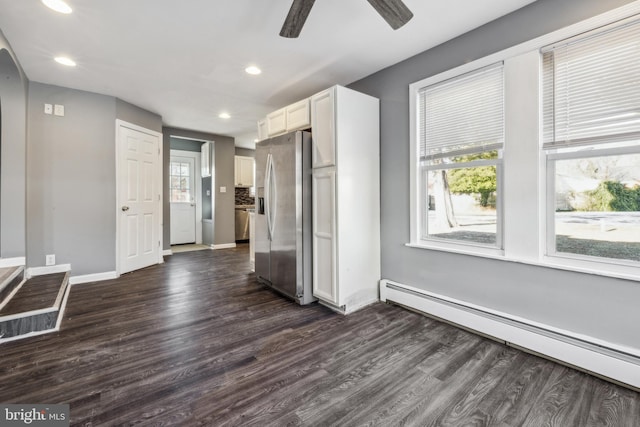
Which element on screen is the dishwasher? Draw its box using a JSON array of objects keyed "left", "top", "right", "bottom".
[{"left": 235, "top": 207, "right": 251, "bottom": 241}]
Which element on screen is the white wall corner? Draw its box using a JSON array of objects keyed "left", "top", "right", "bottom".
[{"left": 379, "top": 279, "right": 388, "bottom": 302}]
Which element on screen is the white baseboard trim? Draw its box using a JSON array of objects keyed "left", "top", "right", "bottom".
[
  {"left": 380, "top": 279, "right": 640, "bottom": 390},
  {"left": 162, "top": 249, "right": 173, "bottom": 256},
  {"left": 26, "top": 264, "right": 71, "bottom": 278},
  {"left": 212, "top": 243, "right": 237, "bottom": 250},
  {"left": 0, "top": 257, "right": 26, "bottom": 268},
  {"left": 69, "top": 271, "right": 118, "bottom": 285},
  {"left": 55, "top": 276, "right": 73, "bottom": 330}
]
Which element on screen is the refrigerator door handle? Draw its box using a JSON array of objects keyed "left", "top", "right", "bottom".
[
  {"left": 269, "top": 156, "right": 277, "bottom": 239},
  {"left": 265, "top": 153, "right": 273, "bottom": 241}
]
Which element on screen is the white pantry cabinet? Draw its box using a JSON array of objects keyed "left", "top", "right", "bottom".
[
  {"left": 311, "top": 85, "right": 380, "bottom": 313},
  {"left": 234, "top": 156, "right": 254, "bottom": 187}
]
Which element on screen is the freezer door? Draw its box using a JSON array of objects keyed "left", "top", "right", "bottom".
[
  {"left": 254, "top": 140, "right": 271, "bottom": 282},
  {"left": 268, "top": 133, "right": 300, "bottom": 298}
]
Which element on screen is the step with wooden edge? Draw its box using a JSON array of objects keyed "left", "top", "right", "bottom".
[
  {"left": 0, "top": 265, "right": 25, "bottom": 308},
  {"left": 0, "top": 272, "right": 70, "bottom": 341}
]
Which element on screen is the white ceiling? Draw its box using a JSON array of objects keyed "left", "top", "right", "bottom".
[{"left": 0, "top": 0, "right": 536, "bottom": 148}]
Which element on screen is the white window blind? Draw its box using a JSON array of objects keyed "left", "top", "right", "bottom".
[
  {"left": 419, "top": 63, "right": 504, "bottom": 161},
  {"left": 542, "top": 18, "right": 640, "bottom": 148}
]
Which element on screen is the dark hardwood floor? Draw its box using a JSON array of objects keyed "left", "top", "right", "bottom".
[{"left": 1, "top": 245, "right": 638, "bottom": 426}]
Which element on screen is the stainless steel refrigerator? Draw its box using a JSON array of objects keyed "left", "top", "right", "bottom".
[{"left": 254, "top": 130, "right": 315, "bottom": 305}]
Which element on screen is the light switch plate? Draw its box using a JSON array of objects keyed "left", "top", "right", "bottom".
[
  {"left": 44, "top": 104, "right": 53, "bottom": 114},
  {"left": 220, "top": 186, "right": 227, "bottom": 193},
  {"left": 54, "top": 104, "right": 65, "bottom": 116}
]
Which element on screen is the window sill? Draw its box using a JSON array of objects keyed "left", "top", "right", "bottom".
[
  {"left": 405, "top": 242, "right": 640, "bottom": 283},
  {"left": 406, "top": 241, "right": 504, "bottom": 259}
]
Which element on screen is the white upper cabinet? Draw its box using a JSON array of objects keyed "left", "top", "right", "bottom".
[
  {"left": 266, "top": 108, "right": 287, "bottom": 137},
  {"left": 234, "top": 156, "right": 254, "bottom": 187},
  {"left": 285, "top": 99, "right": 311, "bottom": 131},
  {"left": 310, "top": 89, "right": 335, "bottom": 168},
  {"left": 261, "top": 99, "right": 312, "bottom": 138},
  {"left": 257, "top": 119, "right": 268, "bottom": 142}
]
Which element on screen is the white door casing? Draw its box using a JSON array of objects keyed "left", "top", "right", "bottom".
[{"left": 116, "top": 120, "right": 163, "bottom": 275}]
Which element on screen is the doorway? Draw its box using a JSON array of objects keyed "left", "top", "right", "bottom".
[{"left": 170, "top": 149, "right": 202, "bottom": 245}]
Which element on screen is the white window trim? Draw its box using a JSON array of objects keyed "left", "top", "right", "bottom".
[{"left": 408, "top": 1, "right": 640, "bottom": 281}]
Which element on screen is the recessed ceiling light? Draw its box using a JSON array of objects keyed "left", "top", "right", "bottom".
[
  {"left": 54, "top": 56, "right": 76, "bottom": 67},
  {"left": 245, "top": 66, "right": 262, "bottom": 75},
  {"left": 218, "top": 112, "right": 231, "bottom": 119},
  {"left": 42, "top": 0, "right": 73, "bottom": 14}
]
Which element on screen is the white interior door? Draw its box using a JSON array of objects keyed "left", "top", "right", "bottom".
[
  {"left": 170, "top": 155, "right": 196, "bottom": 245},
  {"left": 118, "top": 122, "right": 162, "bottom": 274}
]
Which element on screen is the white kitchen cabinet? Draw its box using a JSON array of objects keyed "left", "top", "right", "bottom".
[
  {"left": 311, "top": 85, "right": 380, "bottom": 314},
  {"left": 234, "top": 156, "right": 254, "bottom": 187},
  {"left": 310, "top": 89, "right": 335, "bottom": 168},
  {"left": 266, "top": 108, "right": 287, "bottom": 137},
  {"left": 264, "top": 99, "right": 311, "bottom": 138},
  {"left": 312, "top": 168, "right": 337, "bottom": 303},
  {"left": 257, "top": 119, "right": 268, "bottom": 141},
  {"left": 285, "top": 99, "right": 310, "bottom": 131}
]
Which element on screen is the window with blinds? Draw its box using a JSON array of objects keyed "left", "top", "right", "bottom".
[
  {"left": 416, "top": 62, "right": 504, "bottom": 248},
  {"left": 542, "top": 18, "right": 640, "bottom": 149},
  {"left": 543, "top": 17, "right": 640, "bottom": 265},
  {"left": 419, "top": 63, "right": 504, "bottom": 161}
]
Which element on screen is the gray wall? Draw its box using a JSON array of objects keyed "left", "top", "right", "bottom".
[
  {"left": 116, "top": 99, "right": 162, "bottom": 133},
  {"left": 170, "top": 136, "right": 202, "bottom": 153},
  {"left": 26, "top": 85, "right": 162, "bottom": 275},
  {"left": 0, "top": 31, "right": 27, "bottom": 258},
  {"left": 163, "top": 127, "right": 235, "bottom": 249},
  {"left": 27, "top": 82, "right": 116, "bottom": 275},
  {"left": 349, "top": 0, "right": 640, "bottom": 350},
  {"left": 235, "top": 147, "right": 255, "bottom": 157}
]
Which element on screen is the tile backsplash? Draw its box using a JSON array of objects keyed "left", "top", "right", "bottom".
[{"left": 235, "top": 187, "right": 255, "bottom": 205}]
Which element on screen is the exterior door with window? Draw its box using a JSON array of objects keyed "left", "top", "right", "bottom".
[{"left": 170, "top": 156, "right": 196, "bottom": 245}]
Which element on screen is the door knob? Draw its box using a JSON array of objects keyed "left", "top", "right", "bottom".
[{"left": 121, "top": 206, "right": 130, "bottom": 211}]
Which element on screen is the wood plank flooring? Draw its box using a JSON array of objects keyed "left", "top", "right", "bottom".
[{"left": 0, "top": 245, "right": 638, "bottom": 426}]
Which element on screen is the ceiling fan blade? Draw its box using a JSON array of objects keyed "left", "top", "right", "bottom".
[
  {"left": 280, "top": 0, "right": 316, "bottom": 38},
  {"left": 366, "top": 0, "right": 414, "bottom": 30}
]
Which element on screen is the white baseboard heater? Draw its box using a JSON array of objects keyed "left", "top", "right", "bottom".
[{"left": 380, "top": 279, "right": 640, "bottom": 391}]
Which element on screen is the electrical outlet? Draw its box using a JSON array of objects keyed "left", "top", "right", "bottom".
[
  {"left": 54, "top": 104, "right": 65, "bottom": 116},
  {"left": 220, "top": 186, "right": 227, "bottom": 193},
  {"left": 45, "top": 254, "right": 56, "bottom": 266},
  {"left": 44, "top": 103, "right": 53, "bottom": 114}
]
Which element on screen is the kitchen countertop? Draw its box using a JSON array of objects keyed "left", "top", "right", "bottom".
[{"left": 235, "top": 204, "right": 255, "bottom": 210}]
